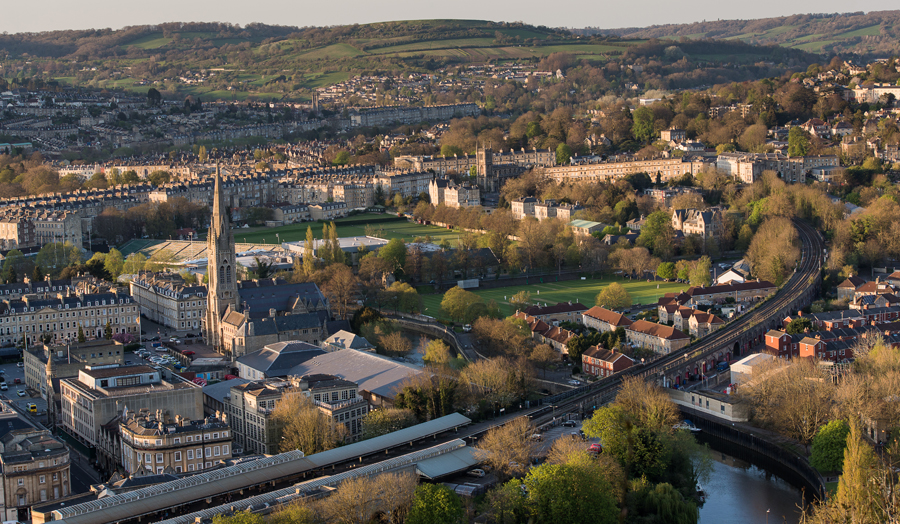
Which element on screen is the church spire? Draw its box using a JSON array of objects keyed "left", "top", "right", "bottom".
[
  {"left": 211, "top": 163, "right": 229, "bottom": 238},
  {"left": 204, "top": 162, "right": 239, "bottom": 356}
]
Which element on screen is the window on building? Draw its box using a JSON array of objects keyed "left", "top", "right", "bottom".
[{"left": 156, "top": 453, "right": 163, "bottom": 463}]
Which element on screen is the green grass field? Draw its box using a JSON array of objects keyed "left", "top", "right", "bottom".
[
  {"left": 236, "top": 215, "right": 465, "bottom": 246},
  {"left": 420, "top": 277, "right": 688, "bottom": 319}
]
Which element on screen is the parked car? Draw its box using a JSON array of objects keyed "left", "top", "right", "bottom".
[
  {"left": 589, "top": 443, "right": 603, "bottom": 454},
  {"left": 28, "top": 403, "right": 37, "bottom": 413},
  {"left": 14, "top": 378, "right": 21, "bottom": 385},
  {"left": 16, "top": 389, "right": 25, "bottom": 397},
  {"left": 467, "top": 469, "right": 486, "bottom": 478},
  {"left": 0, "top": 382, "right": 7, "bottom": 391},
  {"left": 562, "top": 420, "right": 577, "bottom": 427},
  {"left": 16, "top": 362, "right": 24, "bottom": 368}
]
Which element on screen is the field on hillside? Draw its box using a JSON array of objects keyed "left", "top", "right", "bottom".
[{"left": 420, "top": 277, "right": 688, "bottom": 319}]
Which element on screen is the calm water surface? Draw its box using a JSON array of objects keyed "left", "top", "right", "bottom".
[{"left": 699, "top": 451, "right": 804, "bottom": 524}]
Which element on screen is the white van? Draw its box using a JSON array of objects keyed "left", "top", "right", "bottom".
[{"left": 0, "top": 382, "right": 7, "bottom": 391}]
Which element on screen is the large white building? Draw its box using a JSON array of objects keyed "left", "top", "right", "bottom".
[{"left": 60, "top": 365, "right": 203, "bottom": 448}]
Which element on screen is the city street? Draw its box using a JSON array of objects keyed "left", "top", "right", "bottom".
[{"left": 0, "top": 359, "right": 103, "bottom": 491}]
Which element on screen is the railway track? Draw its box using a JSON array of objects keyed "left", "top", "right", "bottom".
[{"left": 523, "top": 218, "right": 824, "bottom": 423}]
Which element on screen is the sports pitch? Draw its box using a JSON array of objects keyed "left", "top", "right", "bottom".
[
  {"left": 236, "top": 214, "right": 464, "bottom": 246},
  {"left": 419, "top": 276, "right": 689, "bottom": 319}
]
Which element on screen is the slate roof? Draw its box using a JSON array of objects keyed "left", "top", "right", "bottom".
[
  {"left": 202, "top": 378, "right": 252, "bottom": 405},
  {"left": 238, "top": 279, "right": 327, "bottom": 319},
  {"left": 236, "top": 341, "right": 325, "bottom": 378},
  {"left": 324, "top": 330, "right": 375, "bottom": 351}
]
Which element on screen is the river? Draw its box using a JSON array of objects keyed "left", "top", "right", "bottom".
[{"left": 700, "top": 451, "right": 805, "bottom": 524}]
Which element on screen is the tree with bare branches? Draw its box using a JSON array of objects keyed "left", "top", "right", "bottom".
[
  {"left": 272, "top": 393, "right": 347, "bottom": 455},
  {"left": 475, "top": 416, "right": 539, "bottom": 479}
]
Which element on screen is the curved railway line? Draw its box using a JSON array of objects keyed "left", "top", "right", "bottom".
[{"left": 523, "top": 218, "right": 824, "bottom": 426}]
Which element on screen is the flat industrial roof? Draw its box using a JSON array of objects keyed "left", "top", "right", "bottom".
[{"left": 415, "top": 445, "right": 480, "bottom": 479}]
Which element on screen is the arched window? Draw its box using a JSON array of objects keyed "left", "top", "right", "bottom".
[
  {"left": 226, "top": 265, "right": 232, "bottom": 284},
  {"left": 219, "top": 265, "right": 225, "bottom": 283}
]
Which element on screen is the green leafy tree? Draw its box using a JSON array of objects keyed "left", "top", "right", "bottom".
[
  {"left": 788, "top": 127, "right": 811, "bottom": 157},
  {"left": 509, "top": 290, "right": 532, "bottom": 310},
  {"left": 556, "top": 143, "right": 573, "bottom": 165},
  {"left": 631, "top": 106, "right": 655, "bottom": 143},
  {"left": 36, "top": 242, "right": 83, "bottom": 276},
  {"left": 440, "top": 286, "right": 489, "bottom": 323},
  {"left": 104, "top": 248, "right": 125, "bottom": 279},
  {"left": 785, "top": 317, "right": 813, "bottom": 335},
  {"left": 77, "top": 326, "right": 85, "bottom": 343},
  {"left": 122, "top": 253, "right": 147, "bottom": 275},
  {"left": 810, "top": 419, "right": 850, "bottom": 472},
  {"left": 104, "top": 321, "right": 113, "bottom": 340},
  {"left": 198, "top": 145, "right": 208, "bottom": 162},
  {"left": 629, "top": 479, "right": 699, "bottom": 524},
  {"left": 32, "top": 265, "right": 44, "bottom": 282},
  {"left": 835, "top": 421, "right": 880, "bottom": 522},
  {"left": 638, "top": 211, "right": 675, "bottom": 258},
  {"left": 406, "top": 484, "right": 464, "bottom": 524},
  {"left": 656, "top": 261, "right": 676, "bottom": 280},
  {"left": 688, "top": 256, "right": 712, "bottom": 287},
  {"left": 1, "top": 266, "right": 15, "bottom": 284},
  {"left": 523, "top": 463, "right": 618, "bottom": 524},
  {"left": 360, "top": 408, "right": 417, "bottom": 439},
  {"left": 303, "top": 226, "right": 317, "bottom": 277},
  {"left": 148, "top": 170, "right": 172, "bottom": 186},
  {"left": 379, "top": 238, "right": 407, "bottom": 275},
  {"left": 595, "top": 282, "right": 632, "bottom": 310},
  {"left": 424, "top": 339, "right": 452, "bottom": 365}
]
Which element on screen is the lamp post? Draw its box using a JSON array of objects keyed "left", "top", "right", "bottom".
[{"left": 766, "top": 509, "right": 770, "bottom": 524}]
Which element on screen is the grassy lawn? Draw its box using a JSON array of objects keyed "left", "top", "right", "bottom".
[
  {"left": 236, "top": 215, "right": 465, "bottom": 246},
  {"left": 419, "top": 276, "right": 687, "bottom": 320},
  {"left": 825, "top": 481, "right": 838, "bottom": 496}
]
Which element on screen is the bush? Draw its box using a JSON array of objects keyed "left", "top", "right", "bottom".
[
  {"left": 810, "top": 420, "right": 851, "bottom": 472},
  {"left": 572, "top": 366, "right": 581, "bottom": 374}
]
